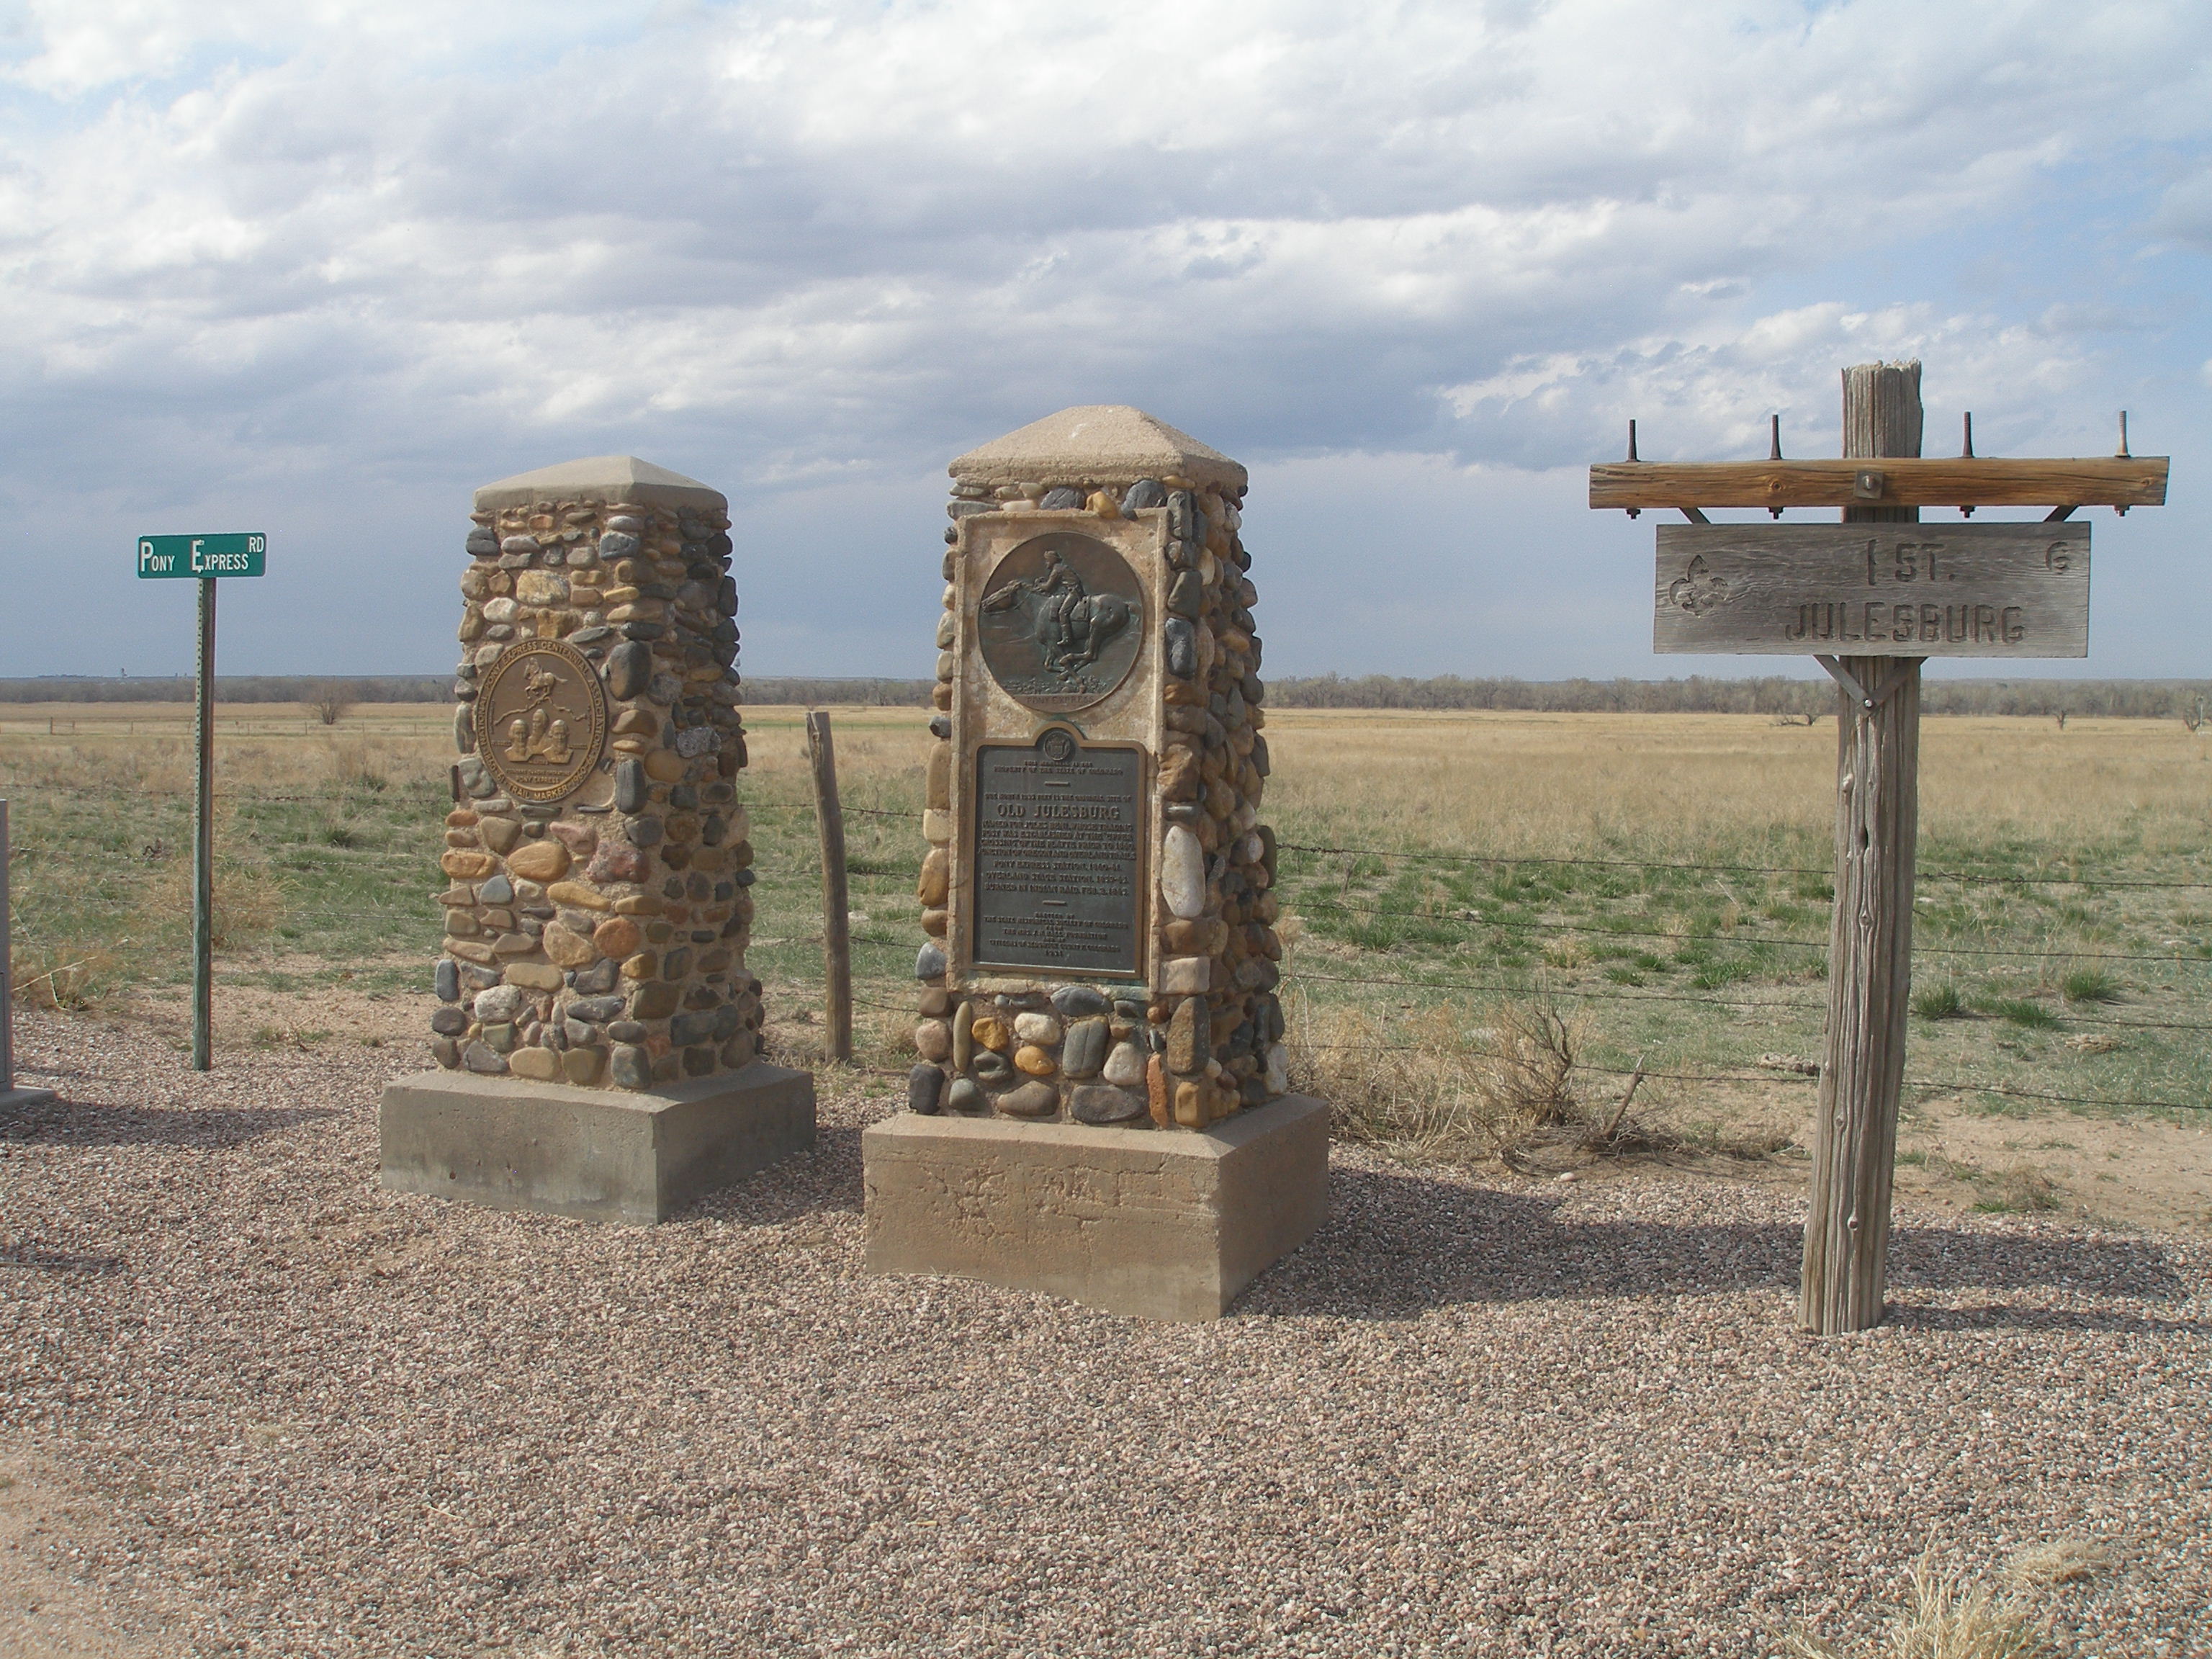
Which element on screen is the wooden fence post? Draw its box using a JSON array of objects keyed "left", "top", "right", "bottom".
[
  {"left": 805, "top": 710, "right": 853, "bottom": 1064},
  {"left": 1802, "top": 360, "right": 1925, "bottom": 1334}
]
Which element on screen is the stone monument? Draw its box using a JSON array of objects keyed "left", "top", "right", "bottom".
[
  {"left": 863, "top": 407, "right": 1328, "bottom": 1319},
  {"left": 379, "top": 456, "right": 814, "bottom": 1223}
]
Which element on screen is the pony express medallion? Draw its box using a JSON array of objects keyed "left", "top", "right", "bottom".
[
  {"left": 976, "top": 533, "right": 1143, "bottom": 713},
  {"left": 472, "top": 639, "right": 609, "bottom": 803}
]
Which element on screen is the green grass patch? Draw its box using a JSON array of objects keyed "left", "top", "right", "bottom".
[
  {"left": 1912, "top": 982, "right": 1966, "bottom": 1020},
  {"left": 2060, "top": 966, "right": 2123, "bottom": 1004},
  {"left": 1985, "top": 997, "right": 2062, "bottom": 1030}
]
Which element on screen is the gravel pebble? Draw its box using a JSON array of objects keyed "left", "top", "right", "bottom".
[{"left": 2, "top": 1010, "right": 2207, "bottom": 1657}]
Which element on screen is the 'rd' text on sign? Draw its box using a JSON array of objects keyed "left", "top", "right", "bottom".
[
  {"left": 138, "top": 534, "right": 266, "bottom": 578},
  {"left": 1653, "top": 523, "right": 2088, "bottom": 657}
]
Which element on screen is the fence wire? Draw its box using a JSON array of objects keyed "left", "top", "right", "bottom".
[
  {"left": 12, "top": 785, "right": 2212, "bottom": 1115},
  {"left": 1292, "top": 894, "right": 2212, "bottom": 966},
  {"left": 1277, "top": 838, "right": 2212, "bottom": 892}
]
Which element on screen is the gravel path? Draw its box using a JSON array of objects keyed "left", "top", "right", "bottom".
[{"left": 2, "top": 1009, "right": 2207, "bottom": 1658}]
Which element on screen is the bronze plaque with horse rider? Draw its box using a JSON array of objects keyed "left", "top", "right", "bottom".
[
  {"left": 471, "top": 638, "right": 609, "bottom": 804},
  {"left": 976, "top": 532, "right": 1144, "bottom": 713}
]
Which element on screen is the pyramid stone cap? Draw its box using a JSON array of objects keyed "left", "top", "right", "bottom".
[
  {"left": 474, "top": 455, "right": 726, "bottom": 513},
  {"left": 950, "top": 405, "right": 1246, "bottom": 493}
]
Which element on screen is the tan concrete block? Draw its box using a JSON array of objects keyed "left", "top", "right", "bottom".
[
  {"left": 380, "top": 1062, "right": 815, "bottom": 1224},
  {"left": 862, "top": 1094, "right": 1326, "bottom": 1321}
]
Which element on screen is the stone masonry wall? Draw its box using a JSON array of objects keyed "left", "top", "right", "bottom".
[
  {"left": 428, "top": 493, "right": 762, "bottom": 1089},
  {"left": 909, "top": 472, "right": 1285, "bottom": 1130}
]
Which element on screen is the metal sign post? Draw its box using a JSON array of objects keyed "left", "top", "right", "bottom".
[
  {"left": 139, "top": 532, "right": 266, "bottom": 1071},
  {"left": 1590, "top": 366, "right": 2169, "bottom": 1335}
]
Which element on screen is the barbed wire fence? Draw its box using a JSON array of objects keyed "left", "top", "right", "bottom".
[{"left": 7, "top": 786, "right": 2210, "bottom": 1117}]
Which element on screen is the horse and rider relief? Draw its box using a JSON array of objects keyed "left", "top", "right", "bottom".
[{"left": 976, "top": 533, "right": 1144, "bottom": 713}]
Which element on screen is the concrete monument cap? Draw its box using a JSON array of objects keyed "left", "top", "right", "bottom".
[
  {"left": 950, "top": 405, "right": 1246, "bottom": 493},
  {"left": 474, "top": 455, "right": 727, "bottom": 513}
]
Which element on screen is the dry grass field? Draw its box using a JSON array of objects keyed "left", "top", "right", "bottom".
[{"left": 4, "top": 700, "right": 2212, "bottom": 1231}]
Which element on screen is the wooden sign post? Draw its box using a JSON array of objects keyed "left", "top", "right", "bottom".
[{"left": 1591, "top": 361, "right": 2169, "bottom": 1334}]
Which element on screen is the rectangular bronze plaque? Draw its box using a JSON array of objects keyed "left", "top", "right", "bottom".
[
  {"left": 971, "top": 739, "right": 1144, "bottom": 976},
  {"left": 1654, "top": 523, "right": 2090, "bottom": 657}
]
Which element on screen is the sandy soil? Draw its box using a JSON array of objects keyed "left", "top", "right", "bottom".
[{"left": 0, "top": 1447, "right": 186, "bottom": 1658}]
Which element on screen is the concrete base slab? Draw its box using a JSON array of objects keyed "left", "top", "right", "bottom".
[
  {"left": 379, "top": 1063, "right": 815, "bottom": 1224},
  {"left": 863, "top": 1093, "right": 1328, "bottom": 1321},
  {"left": 0, "top": 1087, "right": 58, "bottom": 1111}
]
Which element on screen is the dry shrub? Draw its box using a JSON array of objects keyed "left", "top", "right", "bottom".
[
  {"left": 1975, "top": 1164, "right": 2062, "bottom": 1215},
  {"left": 1287, "top": 994, "right": 1674, "bottom": 1170},
  {"left": 144, "top": 858, "right": 286, "bottom": 949},
  {"left": 307, "top": 684, "right": 353, "bottom": 727},
  {"left": 2003, "top": 1538, "right": 2116, "bottom": 1588},
  {"left": 325, "top": 738, "right": 393, "bottom": 794},
  {"left": 1291, "top": 998, "right": 1492, "bottom": 1162},
  {"left": 1784, "top": 1548, "right": 2053, "bottom": 1659},
  {"left": 10, "top": 942, "right": 125, "bottom": 1012}
]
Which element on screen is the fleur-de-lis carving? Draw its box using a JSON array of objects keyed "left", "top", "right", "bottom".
[{"left": 1668, "top": 554, "right": 1735, "bottom": 615}]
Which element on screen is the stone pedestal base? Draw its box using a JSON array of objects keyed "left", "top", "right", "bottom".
[
  {"left": 0, "top": 1086, "right": 58, "bottom": 1111},
  {"left": 863, "top": 1094, "right": 1328, "bottom": 1321},
  {"left": 379, "top": 1063, "right": 815, "bottom": 1224}
]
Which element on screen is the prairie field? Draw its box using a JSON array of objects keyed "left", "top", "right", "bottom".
[
  {"left": 4, "top": 699, "right": 2211, "bottom": 1228},
  {"left": 4, "top": 699, "right": 2211, "bottom": 1658}
]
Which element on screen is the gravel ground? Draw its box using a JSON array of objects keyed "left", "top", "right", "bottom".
[{"left": 1, "top": 1007, "right": 2208, "bottom": 1658}]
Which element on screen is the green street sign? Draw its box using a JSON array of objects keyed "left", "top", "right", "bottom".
[{"left": 138, "top": 533, "right": 266, "bottom": 578}]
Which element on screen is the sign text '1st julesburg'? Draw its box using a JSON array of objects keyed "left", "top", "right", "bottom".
[{"left": 1653, "top": 523, "right": 2087, "bottom": 657}]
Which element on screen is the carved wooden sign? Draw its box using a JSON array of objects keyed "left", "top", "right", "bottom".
[{"left": 1653, "top": 523, "right": 2090, "bottom": 657}]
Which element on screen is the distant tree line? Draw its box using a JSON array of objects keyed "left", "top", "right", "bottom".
[
  {"left": 1264, "top": 674, "right": 2212, "bottom": 720},
  {"left": 0, "top": 675, "right": 451, "bottom": 703},
  {"left": 0, "top": 674, "right": 930, "bottom": 707},
  {"left": 4, "top": 673, "right": 2206, "bottom": 720}
]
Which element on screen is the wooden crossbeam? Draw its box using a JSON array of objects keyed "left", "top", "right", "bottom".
[{"left": 1588, "top": 457, "right": 2167, "bottom": 511}]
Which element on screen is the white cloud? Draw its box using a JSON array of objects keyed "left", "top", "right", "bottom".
[
  {"left": 0, "top": 0, "right": 2207, "bottom": 676},
  {"left": 1438, "top": 301, "right": 2100, "bottom": 464}
]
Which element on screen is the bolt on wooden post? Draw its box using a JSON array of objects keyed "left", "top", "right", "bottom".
[{"left": 1589, "top": 363, "right": 2168, "bottom": 1334}]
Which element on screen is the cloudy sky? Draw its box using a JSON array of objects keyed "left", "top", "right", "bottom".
[{"left": 2, "top": 0, "right": 2206, "bottom": 682}]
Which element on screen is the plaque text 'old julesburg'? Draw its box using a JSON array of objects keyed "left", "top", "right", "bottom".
[{"left": 971, "top": 737, "right": 1143, "bottom": 976}]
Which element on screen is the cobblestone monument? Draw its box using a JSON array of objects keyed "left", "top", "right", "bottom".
[
  {"left": 863, "top": 407, "right": 1328, "bottom": 1318},
  {"left": 379, "top": 456, "right": 814, "bottom": 1223}
]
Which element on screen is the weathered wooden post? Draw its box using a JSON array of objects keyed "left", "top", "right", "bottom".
[
  {"left": 1804, "top": 361, "right": 1923, "bottom": 1333},
  {"left": 1, "top": 799, "right": 60, "bottom": 1110},
  {"left": 805, "top": 709, "right": 854, "bottom": 1064},
  {"left": 1588, "top": 369, "right": 2170, "bottom": 1334}
]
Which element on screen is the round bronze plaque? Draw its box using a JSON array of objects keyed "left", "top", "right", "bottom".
[
  {"left": 471, "top": 639, "right": 609, "bottom": 804},
  {"left": 976, "top": 532, "right": 1144, "bottom": 713}
]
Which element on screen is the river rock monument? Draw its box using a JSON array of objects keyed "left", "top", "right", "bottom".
[
  {"left": 379, "top": 456, "right": 814, "bottom": 1223},
  {"left": 862, "top": 407, "right": 1328, "bottom": 1319}
]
